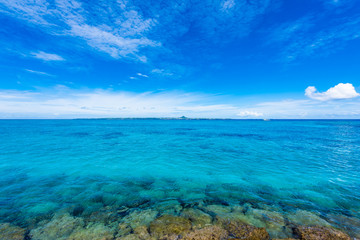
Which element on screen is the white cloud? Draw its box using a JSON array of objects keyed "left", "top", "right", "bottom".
[
  {"left": 0, "top": 87, "right": 359, "bottom": 119},
  {"left": 305, "top": 83, "right": 359, "bottom": 101},
  {"left": 236, "top": 98, "right": 360, "bottom": 119},
  {"left": 31, "top": 51, "right": 65, "bottom": 61},
  {"left": 221, "top": 0, "right": 235, "bottom": 11},
  {"left": 137, "top": 73, "right": 149, "bottom": 78},
  {"left": 0, "top": 88, "right": 241, "bottom": 119},
  {"left": 268, "top": 14, "right": 360, "bottom": 62},
  {"left": 25, "top": 69, "right": 54, "bottom": 76},
  {"left": 237, "top": 111, "right": 263, "bottom": 118},
  {"left": 0, "top": 0, "right": 159, "bottom": 61},
  {"left": 67, "top": 23, "right": 159, "bottom": 60},
  {"left": 151, "top": 69, "right": 174, "bottom": 76},
  {"left": 0, "top": 0, "right": 51, "bottom": 25}
]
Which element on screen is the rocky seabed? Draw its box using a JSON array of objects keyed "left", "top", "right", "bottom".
[{"left": 1, "top": 200, "right": 359, "bottom": 240}]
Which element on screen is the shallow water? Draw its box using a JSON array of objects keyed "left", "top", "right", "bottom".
[{"left": 0, "top": 119, "right": 360, "bottom": 238}]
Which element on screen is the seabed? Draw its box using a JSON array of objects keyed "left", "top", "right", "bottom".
[{"left": 0, "top": 180, "right": 358, "bottom": 240}]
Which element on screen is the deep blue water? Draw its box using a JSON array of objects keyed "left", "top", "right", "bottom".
[{"left": 0, "top": 119, "right": 360, "bottom": 237}]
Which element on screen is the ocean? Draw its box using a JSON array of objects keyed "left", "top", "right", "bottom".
[{"left": 0, "top": 119, "right": 359, "bottom": 239}]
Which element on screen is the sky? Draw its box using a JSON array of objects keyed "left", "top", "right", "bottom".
[{"left": 0, "top": 0, "right": 359, "bottom": 119}]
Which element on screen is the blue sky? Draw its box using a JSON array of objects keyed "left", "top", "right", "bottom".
[{"left": 0, "top": 0, "right": 359, "bottom": 118}]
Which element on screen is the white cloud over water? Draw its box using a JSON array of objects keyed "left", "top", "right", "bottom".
[
  {"left": 0, "top": 86, "right": 359, "bottom": 119},
  {"left": 237, "top": 111, "right": 263, "bottom": 118},
  {"left": 0, "top": 87, "right": 239, "bottom": 119},
  {"left": 305, "top": 83, "right": 359, "bottom": 101}
]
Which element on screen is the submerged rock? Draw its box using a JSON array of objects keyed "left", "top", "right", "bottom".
[
  {"left": 30, "top": 213, "right": 85, "bottom": 240},
  {"left": 149, "top": 215, "right": 192, "bottom": 238},
  {"left": 294, "top": 226, "right": 351, "bottom": 240},
  {"left": 182, "top": 225, "right": 228, "bottom": 240},
  {"left": 246, "top": 208, "right": 290, "bottom": 238},
  {"left": 26, "top": 202, "right": 59, "bottom": 215},
  {"left": 248, "top": 208, "right": 285, "bottom": 225},
  {"left": 133, "top": 225, "right": 153, "bottom": 240},
  {"left": 286, "top": 210, "right": 330, "bottom": 227},
  {"left": 202, "top": 204, "right": 269, "bottom": 230},
  {"left": 202, "top": 205, "right": 232, "bottom": 216},
  {"left": 154, "top": 200, "right": 183, "bottom": 215},
  {"left": 121, "top": 209, "right": 158, "bottom": 229},
  {"left": 88, "top": 208, "right": 119, "bottom": 225},
  {"left": 117, "top": 222, "right": 132, "bottom": 237},
  {"left": 117, "top": 234, "right": 141, "bottom": 240},
  {"left": 181, "top": 208, "right": 212, "bottom": 229},
  {"left": 327, "top": 214, "right": 360, "bottom": 238},
  {"left": 0, "top": 223, "right": 26, "bottom": 240},
  {"left": 126, "top": 198, "right": 152, "bottom": 209},
  {"left": 218, "top": 219, "right": 270, "bottom": 240},
  {"left": 72, "top": 205, "right": 85, "bottom": 217},
  {"left": 68, "top": 222, "right": 115, "bottom": 240},
  {"left": 213, "top": 210, "right": 266, "bottom": 230},
  {"left": 272, "top": 239, "right": 297, "bottom": 240}
]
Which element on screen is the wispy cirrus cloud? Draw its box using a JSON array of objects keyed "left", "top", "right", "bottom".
[
  {"left": 0, "top": 0, "right": 159, "bottom": 61},
  {"left": 151, "top": 69, "right": 174, "bottom": 76},
  {"left": 137, "top": 73, "right": 149, "bottom": 78},
  {"left": 25, "top": 69, "right": 55, "bottom": 77},
  {"left": 267, "top": 8, "right": 360, "bottom": 62},
  {"left": 66, "top": 23, "right": 158, "bottom": 61},
  {"left": 0, "top": 0, "right": 273, "bottom": 65},
  {"left": 220, "top": 0, "right": 236, "bottom": 12},
  {"left": 30, "top": 51, "right": 65, "bottom": 61},
  {"left": 151, "top": 0, "right": 272, "bottom": 47}
]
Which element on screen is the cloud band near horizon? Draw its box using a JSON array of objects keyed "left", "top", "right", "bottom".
[{"left": 0, "top": 85, "right": 359, "bottom": 119}]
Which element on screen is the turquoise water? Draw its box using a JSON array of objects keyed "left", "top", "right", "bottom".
[{"left": 0, "top": 119, "right": 360, "bottom": 238}]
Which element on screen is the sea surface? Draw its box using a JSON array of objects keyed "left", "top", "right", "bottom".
[{"left": 0, "top": 119, "right": 360, "bottom": 238}]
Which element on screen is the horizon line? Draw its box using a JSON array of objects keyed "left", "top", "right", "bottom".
[{"left": 0, "top": 118, "right": 360, "bottom": 121}]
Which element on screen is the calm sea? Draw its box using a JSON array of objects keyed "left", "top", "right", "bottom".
[{"left": 0, "top": 119, "right": 359, "bottom": 237}]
